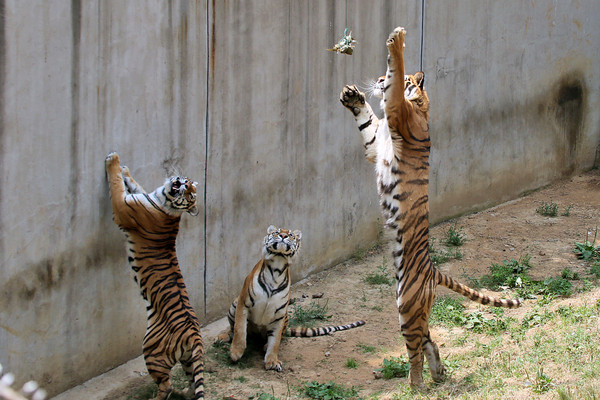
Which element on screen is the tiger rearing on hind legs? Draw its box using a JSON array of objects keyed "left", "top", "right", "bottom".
[{"left": 340, "top": 27, "right": 521, "bottom": 389}]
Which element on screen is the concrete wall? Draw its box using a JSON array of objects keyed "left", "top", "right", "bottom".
[{"left": 0, "top": 0, "right": 597, "bottom": 396}]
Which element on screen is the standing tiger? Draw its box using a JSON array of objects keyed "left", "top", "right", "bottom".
[
  {"left": 216, "top": 226, "right": 365, "bottom": 372},
  {"left": 105, "top": 152, "right": 204, "bottom": 400},
  {"left": 340, "top": 28, "right": 521, "bottom": 388}
]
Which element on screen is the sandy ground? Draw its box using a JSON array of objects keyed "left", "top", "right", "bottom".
[{"left": 53, "top": 169, "right": 600, "bottom": 400}]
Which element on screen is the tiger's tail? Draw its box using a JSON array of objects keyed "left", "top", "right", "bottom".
[
  {"left": 435, "top": 269, "right": 521, "bottom": 308},
  {"left": 189, "top": 338, "right": 205, "bottom": 400},
  {"left": 286, "top": 320, "right": 366, "bottom": 337}
]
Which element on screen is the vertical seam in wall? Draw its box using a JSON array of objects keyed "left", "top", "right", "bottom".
[
  {"left": 70, "top": 0, "right": 81, "bottom": 229},
  {"left": 203, "top": 0, "right": 210, "bottom": 317},
  {"left": 0, "top": 0, "right": 5, "bottom": 262},
  {"left": 420, "top": 0, "right": 425, "bottom": 72}
]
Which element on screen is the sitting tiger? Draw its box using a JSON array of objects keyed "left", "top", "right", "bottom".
[
  {"left": 340, "top": 28, "right": 521, "bottom": 388},
  {"left": 216, "top": 226, "right": 365, "bottom": 371},
  {"left": 105, "top": 152, "right": 204, "bottom": 400}
]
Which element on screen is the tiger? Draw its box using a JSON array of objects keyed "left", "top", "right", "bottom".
[
  {"left": 215, "top": 225, "right": 365, "bottom": 372},
  {"left": 105, "top": 152, "right": 204, "bottom": 400},
  {"left": 340, "top": 27, "right": 521, "bottom": 389}
]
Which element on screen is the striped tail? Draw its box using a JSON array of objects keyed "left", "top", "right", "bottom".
[
  {"left": 190, "top": 340, "right": 205, "bottom": 400},
  {"left": 286, "top": 320, "right": 366, "bottom": 337},
  {"left": 435, "top": 270, "right": 521, "bottom": 308}
]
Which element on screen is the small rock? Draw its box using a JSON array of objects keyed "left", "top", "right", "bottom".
[
  {"left": 312, "top": 292, "right": 324, "bottom": 299},
  {"left": 539, "top": 251, "right": 546, "bottom": 256},
  {"left": 373, "top": 370, "right": 384, "bottom": 379},
  {"left": 325, "top": 351, "right": 330, "bottom": 357},
  {"left": 302, "top": 294, "right": 309, "bottom": 298}
]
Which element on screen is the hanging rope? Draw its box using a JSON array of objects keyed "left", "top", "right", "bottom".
[{"left": 328, "top": 0, "right": 356, "bottom": 55}]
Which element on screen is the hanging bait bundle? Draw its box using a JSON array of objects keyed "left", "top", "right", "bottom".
[{"left": 328, "top": 28, "right": 357, "bottom": 55}]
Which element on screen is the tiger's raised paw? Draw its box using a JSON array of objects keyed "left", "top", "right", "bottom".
[
  {"left": 340, "top": 85, "right": 366, "bottom": 117},
  {"left": 105, "top": 152, "right": 120, "bottom": 167},
  {"left": 386, "top": 26, "right": 406, "bottom": 52}
]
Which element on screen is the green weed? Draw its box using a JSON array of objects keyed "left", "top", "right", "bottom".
[
  {"left": 429, "top": 238, "right": 463, "bottom": 265},
  {"left": 375, "top": 356, "right": 410, "bottom": 379},
  {"left": 445, "top": 222, "right": 467, "bottom": 246},
  {"left": 345, "top": 358, "right": 358, "bottom": 369},
  {"left": 363, "top": 262, "right": 394, "bottom": 286},
  {"left": 301, "top": 381, "right": 360, "bottom": 400},
  {"left": 574, "top": 228, "right": 600, "bottom": 261},
  {"left": 536, "top": 202, "right": 559, "bottom": 217},
  {"left": 521, "top": 309, "right": 554, "bottom": 329},
  {"left": 478, "top": 255, "right": 532, "bottom": 290},
  {"left": 561, "top": 267, "right": 580, "bottom": 280},
  {"left": 250, "top": 392, "right": 280, "bottom": 400},
  {"left": 430, "top": 296, "right": 467, "bottom": 327},
  {"left": 289, "top": 301, "right": 330, "bottom": 327},
  {"left": 531, "top": 367, "right": 554, "bottom": 393},
  {"left": 561, "top": 205, "right": 574, "bottom": 216},
  {"left": 542, "top": 277, "right": 573, "bottom": 297},
  {"left": 591, "top": 261, "right": 600, "bottom": 278},
  {"left": 357, "top": 343, "right": 377, "bottom": 354}
]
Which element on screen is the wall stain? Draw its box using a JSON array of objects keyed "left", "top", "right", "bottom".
[{"left": 553, "top": 74, "right": 584, "bottom": 174}]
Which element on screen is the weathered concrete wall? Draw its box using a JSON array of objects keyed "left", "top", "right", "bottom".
[
  {"left": 0, "top": 0, "right": 598, "bottom": 396},
  {"left": 424, "top": 0, "right": 600, "bottom": 221}
]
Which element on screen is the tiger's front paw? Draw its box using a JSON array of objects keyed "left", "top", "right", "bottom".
[
  {"left": 105, "top": 152, "right": 121, "bottom": 177},
  {"left": 385, "top": 26, "right": 406, "bottom": 49},
  {"left": 105, "top": 152, "right": 120, "bottom": 167},
  {"left": 340, "top": 84, "right": 366, "bottom": 116},
  {"left": 229, "top": 343, "right": 245, "bottom": 362},
  {"left": 265, "top": 359, "right": 283, "bottom": 372}
]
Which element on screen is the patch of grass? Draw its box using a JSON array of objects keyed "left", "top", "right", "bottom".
[
  {"left": 289, "top": 301, "right": 330, "bottom": 327},
  {"left": 561, "top": 204, "right": 573, "bottom": 216},
  {"left": 445, "top": 222, "right": 466, "bottom": 246},
  {"left": 250, "top": 392, "right": 281, "bottom": 400},
  {"left": 521, "top": 308, "right": 555, "bottom": 329},
  {"left": 375, "top": 356, "right": 410, "bottom": 379},
  {"left": 536, "top": 201, "right": 559, "bottom": 217},
  {"left": 430, "top": 296, "right": 467, "bottom": 327},
  {"left": 363, "top": 262, "right": 394, "bottom": 286},
  {"left": 429, "top": 238, "right": 463, "bottom": 265},
  {"left": 478, "top": 255, "right": 532, "bottom": 290},
  {"left": 125, "top": 385, "right": 157, "bottom": 400},
  {"left": 591, "top": 261, "right": 600, "bottom": 278},
  {"left": 301, "top": 381, "right": 360, "bottom": 400},
  {"left": 561, "top": 267, "right": 580, "bottom": 280},
  {"left": 357, "top": 343, "right": 377, "bottom": 354},
  {"left": 531, "top": 367, "right": 554, "bottom": 393},
  {"left": 210, "top": 340, "right": 251, "bottom": 368},
  {"left": 542, "top": 276, "right": 573, "bottom": 297},
  {"left": 345, "top": 358, "right": 359, "bottom": 369}
]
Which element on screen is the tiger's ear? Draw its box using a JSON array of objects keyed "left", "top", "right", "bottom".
[
  {"left": 293, "top": 230, "right": 302, "bottom": 241},
  {"left": 267, "top": 225, "right": 277, "bottom": 234},
  {"left": 414, "top": 71, "right": 425, "bottom": 90}
]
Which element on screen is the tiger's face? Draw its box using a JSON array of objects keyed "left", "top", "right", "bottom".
[
  {"left": 263, "top": 225, "right": 302, "bottom": 257},
  {"left": 164, "top": 176, "right": 199, "bottom": 216},
  {"left": 370, "top": 72, "right": 426, "bottom": 102}
]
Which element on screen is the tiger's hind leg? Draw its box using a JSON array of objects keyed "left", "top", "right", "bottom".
[
  {"left": 423, "top": 330, "right": 446, "bottom": 383},
  {"left": 144, "top": 355, "right": 176, "bottom": 400},
  {"left": 181, "top": 344, "right": 205, "bottom": 399}
]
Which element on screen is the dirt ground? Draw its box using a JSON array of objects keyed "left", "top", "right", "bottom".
[{"left": 107, "top": 169, "right": 600, "bottom": 400}]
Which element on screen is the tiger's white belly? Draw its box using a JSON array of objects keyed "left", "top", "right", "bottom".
[{"left": 248, "top": 289, "right": 289, "bottom": 327}]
